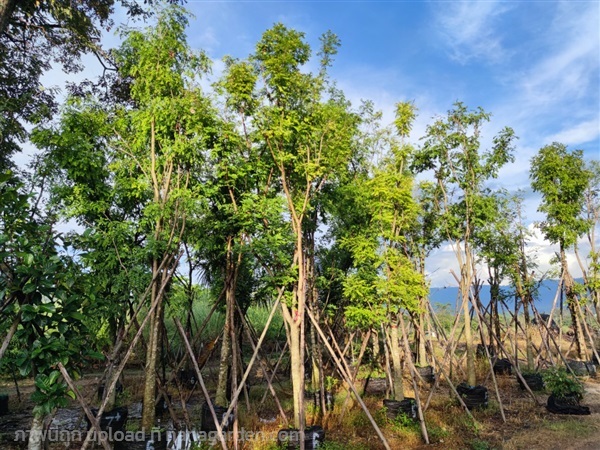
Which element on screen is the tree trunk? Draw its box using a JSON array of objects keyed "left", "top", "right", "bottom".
[
  {"left": 215, "top": 306, "right": 232, "bottom": 406},
  {"left": 489, "top": 278, "right": 500, "bottom": 355},
  {"left": 416, "top": 305, "right": 427, "bottom": 366},
  {"left": 561, "top": 247, "right": 588, "bottom": 360},
  {"left": 216, "top": 238, "right": 237, "bottom": 406},
  {"left": 389, "top": 320, "right": 404, "bottom": 401},
  {"left": 141, "top": 262, "right": 163, "bottom": 431},
  {"left": 0, "top": 0, "right": 16, "bottom": 37},
  {"left": 286, "top": 303, "right": 304, "bottom": 428},
  {"left": 305, "top": 226, "right": 323, "bottom": 398},
  {"left": 462, "top": 283, "right": 476, "bottom": 386},
  {"left": 27, "top": 413, "right": 44, "bottom": 450},
  {"left": 372, "top": 328, "right": 380, "bottom": 363},
  {"left": 522, "top": 300, "right": 535, "bottom": 370}
]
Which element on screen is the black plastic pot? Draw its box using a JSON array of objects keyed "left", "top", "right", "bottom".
[
  {"left": 178, "top": 369, "right": 198, "bottom": 388},
  {"left": 566, "top": 359, "right": 597, "bottom": 377},
  {"left": 306, "top": 390, "right": 334, "bottom": 411},
  {"left": 363, "top": 377, "right": 388, "bottom": 395},
  {"left": 0, "top": 394, "right": 8, "bottom": 416},
  {"left": 476, "top": 344, "right": 496, "bottom": 359},
  {"left": 114, "top": 429, "right": 167, "bottom": 450},
  {"left": 416, "top": 366, "right": 436, "bottom": 384},
  {"left": 546, "top": 393, "right": 590, "bottom": 415},
  {"left": 456, "top": 383, "right": 488, "bottom": 410},
  {"left": 493, "top": 358, "right": 512, "bottom": 376},
  {"left": 518, "top": 373, "right": 545, "bottom": 391},
  {"left": 97, "top": 381, "right": 123, "bottom": 401},
  {"left": 85, "top": 406, "right": 128, "bottom": 433},
  {"left": 277, "top": 426, "right": 325, "bottom": 450},
  {"left": 200, "top": 402, "right": 232, "bottom": 432},
  {"left": 154, "top": 393, "right": 171, "bottom": 416},
  {"left": 383, "top": 398, "right": 417, "bottom": 420}
]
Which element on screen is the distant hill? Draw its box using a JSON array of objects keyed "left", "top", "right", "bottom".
[{"left": 429, "top": 278, "right": 581, "bottom": 314}]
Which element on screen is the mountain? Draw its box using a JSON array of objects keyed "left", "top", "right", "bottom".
[{"left": 429, "top": 279, "right": 580, "bottom": 314}]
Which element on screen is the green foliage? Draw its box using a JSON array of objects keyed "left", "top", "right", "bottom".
[
  {"left": 470, "top": 438, "right": 493, "bottom": 450},
  {"left": 543, "top": 367, "right": 584, "bottom": 399},
  {"left": 318, "top": 441, "right": 370, "bottom": 450},
  {"left": 530, "top": 142, "right": 591, "bottom": 248}
]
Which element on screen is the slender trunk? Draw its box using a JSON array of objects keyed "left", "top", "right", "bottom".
[
  {"left": 462, "top": 283, "right": 476, "bottom": 386},
  {"left": 305, "top": 226, "right": 321, "bottom": 393},
  {"left": 0, "top": 312, "right": 20, "bottom": 360},
  {"left": 561, "top": 246, "right": 587, "bottom": 360},
  {"left": 0, "top": 0, "right": 16, "bottom": 36},
  {"left": 372, "top": 328, "right": 380, "bottom": 363},
  {"left": 287, "top": 303, "right": 304, "bottom": 428},
  {"left": 416, "top": 307, "right": 427, "bottom": 366},
  {"left": 27, "top": 413, "right": 44, "bottom": 450},
  {"left": 141, "top": 262, "right": 163, "bottom": 431},
  {"left": 522, "top": 300, "right": 534, "bottom": 370},
  {"left": 489, "top": 277, "right": 500, "bottom": 355},
  {"left": 216, "top": 238, "right": 236, "bottom": 406},
  {"left": 389, "top": 319, "right": 404, "bottom": 401},
  {"left": 215, "top": 309, "right": 232, "bottom": 406}
]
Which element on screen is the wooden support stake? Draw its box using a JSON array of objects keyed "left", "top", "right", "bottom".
[
  {"left": 174, "top": 319, "right": 228, "bottom": 450},
  {"left": 306, "top": 306, "right": 392, "bottom": 450}
]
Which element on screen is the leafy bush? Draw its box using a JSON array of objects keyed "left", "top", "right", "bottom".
[{"left": 543, "top": 366, "right": 583, "bottom": 399}]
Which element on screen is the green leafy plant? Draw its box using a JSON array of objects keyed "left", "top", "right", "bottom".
[
  {"left": 543, "top": 367, "right": 584, "bottom": 399},
  {"left": 325, "top": 376, "right": 339, "bottom": 391}
]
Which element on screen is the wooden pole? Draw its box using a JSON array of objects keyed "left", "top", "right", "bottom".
[
  {"left": 174, "top": 319, "right": 228, "bottom": 450},
  {"left": 398, "top": 313, "right": 430, "bottom": 444},
  {"left": 306, "top": 306, "right": 392, "bottom": 450}
]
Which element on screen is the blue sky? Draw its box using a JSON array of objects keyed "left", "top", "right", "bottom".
[
  {"left": 182, "top": 0, "right": 600, "bottom": 285},
  {"left": 37, "top": 0, "right": 600, "bottom": 286},
  {"left": 177, "top": 0, "right": 599, "bottom": 164}
]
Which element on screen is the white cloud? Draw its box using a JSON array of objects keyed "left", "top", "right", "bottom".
[
  {"left": 507, "top": 2, "right": 599, "bottom": 118},
  {"left": 436, "top": 0, "right": 512, "bottom": 64},
  {"left": 546, "top": 119, "right": 600, "bottom": 146}
]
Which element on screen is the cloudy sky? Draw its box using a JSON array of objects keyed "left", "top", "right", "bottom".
[{"left": 38, "top": 0, "right": 600, "bottom": 286}]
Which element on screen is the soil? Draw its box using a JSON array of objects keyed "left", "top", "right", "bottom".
[
  {"left": 502, "top": 380, "right": 600, "bottom": 450},
  {"left": 2, "top": 368, "right": 600, "bottom": 449}
]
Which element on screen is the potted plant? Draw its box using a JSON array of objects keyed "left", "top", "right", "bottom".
[
  {"left": 518, "top": 369, "right": 544, "bottom": 391},
  {"left": 543, "top": 367, "right": 590, "bottom": 415}
]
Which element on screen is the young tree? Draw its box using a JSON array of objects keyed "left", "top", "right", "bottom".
[
  {"left": 0, "top": 173, "right": 98, "bottom": 450},
  {"left": 342, "top": 102, "right": 426, "bottom": 400},
  {"left": 250, "top": 24, "right": 360, "bottom": 429},
  {"left": 412, "top": 103, "right": 516, "bottom": 386},
  {"left": 35, "top": 5, "right": 216, "bottom": 430},
  {"left": 530, "top": 143, "right": 591, "bottom": 360}
]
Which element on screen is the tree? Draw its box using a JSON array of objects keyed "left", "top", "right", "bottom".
[
  {"left": 0, "top": 0, "right": 183, "bottom": 169},
  {"left": 35, "top": 4, "right": 216, "bottom": 431},
  {"left": 340, "top": 102, "right": 425, "bottom": 400},
  {"left": 0, "top": 172, "right": 98, "bottom": 450},
  {"left": 412, "top": 103, "right": 516, "bottom": 386},
  {"left": 249, "top": 23, "right": 361, "bottom": 430},
  {"left": 530, "top": 142, "right": 591, "bottom": 360}
]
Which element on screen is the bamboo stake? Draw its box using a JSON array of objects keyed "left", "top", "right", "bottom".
[
  {"left": 235, "top": 301, "right": 289, "bottom": 425},
  {"left": 338, "top": 330, "right": 371, "bottom": 422},
  {"left": 214, "top": 293, "right": 283, "bottom": 431},
  {"left": 398, "top": 314, "right": 429, "bottom": 444},
  {"left": 305, "top": 306, "right": 392, "bottom": 450},
  {"left": 174, "top": 319, "right": 228, "bottom": 450},
  {"left": 57, "top": 363, "right": 111, "bottom": 450}
]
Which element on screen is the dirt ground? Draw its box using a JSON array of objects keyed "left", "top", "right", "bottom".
[
  {"left": 3, "top": 369, "right": 600, "bottom": 449},
  {"left": 501, "top": 380, "right": 600, "bottom": 450}
]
